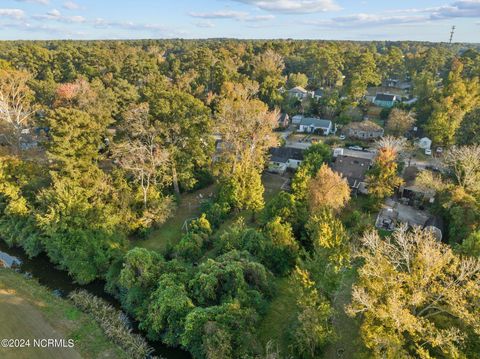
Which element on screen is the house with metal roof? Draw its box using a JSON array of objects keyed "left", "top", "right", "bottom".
[{"left": 298, "top": 117, "right": 333, "bottom": 135}]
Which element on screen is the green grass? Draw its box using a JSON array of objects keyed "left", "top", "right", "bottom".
[
  {"left": 324, "top": 269, "right": 365, "bottom": 359},
  {"left": 134, "top": 184, "right": 217, "bottom": 253},
  {"left": 135, "top": 174, "right": 287, "bottom": 254},
  {"left": 0, "top": 269, "right": 128, "bottom": 359},
  {"left": 256, "top": 277, "right": 297, "bottom": 354}
]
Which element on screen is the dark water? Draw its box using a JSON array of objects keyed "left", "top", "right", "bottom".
[{"left": 0, "top": 240, "right": 191, "bottom": 359}]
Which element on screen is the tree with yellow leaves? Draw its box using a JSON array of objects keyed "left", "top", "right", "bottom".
[
  {"left": 307, "top": 164, "right": 350, "bottom": 213},
  {"left": 348, "top": 226, "right": 480, "bottom": 358}
]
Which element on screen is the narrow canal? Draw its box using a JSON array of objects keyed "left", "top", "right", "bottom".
[{"left": 0, "top": 240, "right": 191, "bottom": 359}]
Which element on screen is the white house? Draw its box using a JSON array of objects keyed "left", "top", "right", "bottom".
[
  {"left": 298, "top": 118, "right": 333, "bottom": 135},
  {"left": 287, "top": 86, "right": 313, "bottom": 100},
  {"left": 268, "top": 147, "right": 305, "bottom": 174}
]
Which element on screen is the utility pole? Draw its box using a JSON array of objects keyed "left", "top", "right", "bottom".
[{"left": 449, "top": 25, "right": 456, "bottom": 44}]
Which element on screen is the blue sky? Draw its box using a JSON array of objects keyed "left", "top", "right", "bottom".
[{"left": 0, "top": 0, "right": 479, "bottom": 42}]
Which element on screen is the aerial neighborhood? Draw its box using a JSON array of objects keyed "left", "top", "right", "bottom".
[{"left": 0, "top": 36, "right": 479, "bottom": 359}]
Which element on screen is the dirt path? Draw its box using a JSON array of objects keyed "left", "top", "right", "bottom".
[{"left": 0, "top": 288, "right": 82, "bottom": 359}]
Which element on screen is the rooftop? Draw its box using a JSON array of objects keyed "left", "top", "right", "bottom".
[
  {"left": 299, "top": 117, "right": 332, "bottom": 129},
  {"left": 269, "top": 146, "right": 304, "bottom": 163},
  {"left": 344, "top": 120, "right": 383, "bottom": 132},
  {"left": 288, "top": 86, "right": 308, "bottom": 93},
  {"left": 331, "top": 155, "right": 372, "bottom": 188},
  {"left": 375, "top": 93, "right": 398, "bottom": 102}
]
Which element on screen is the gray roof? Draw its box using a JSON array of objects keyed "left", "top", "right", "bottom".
[
  {"left": 299, "top": 117, "right": 332, "bottom": 129},
  {"left": 375, "top": 93, "right": 397, "bottom": 102},
  {"left": 269, "top": 147, "right": 304, "bottom": 163},
  {"left": 331, "top": 155, "right": 372, "bottom": 188}
]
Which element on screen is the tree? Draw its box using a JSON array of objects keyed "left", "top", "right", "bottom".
[
  {"left": 348, "top": 226, "right": 480, "bottom": 358},
  {"left": 252, "top": 49, "right": 285, "bottom": 106},
  {"left": 456, "top": 108, "right": 480, "bottom": 145},
  {"left": 425, "top": 59, "right": 479, "bottom": 145},
  {"left": 306, "top": 209, "right": 350, "bottom": 272},
  {"left": 385, "top": 108, "right": 416, "bottom": 136},
  {"left": 45, "top": 108, "right": 105, "bottom": 175},
  {"left": 291, "top": 143, "right": 332, "bottom": 201},
  {"left": 219, "top": 162, "right": 265, "bottom": 212},
  {"left": 144, "top": 274, "right": 195, "bottom": 345},
  {"left": 287, "top": 73, "right": 308, "bottom": 89},
  {"left": 38, "top": 107, "right": 127, "bottom": 284},
  {"left": 144, "top": 85, "right": 213, "bottom": 194},
  {"left": 113, "top": 103, "right": 173, "bottom": 228},
  {"left": 289, "top": 266, "right": 334, "bottom": 359},
  {"left": 216, "top": 82, "right": 277, "bottom": 211},
  {"left": 345, "top": 51, "right": 381, "bottom": 101},
  {"left": 366, "top": 137, "right": 404, "bottom": 202},
  {"left": 443, "top": 145, "right": 480, "bottom": 196},
  {"left": 0, "top": 69, "right": 34, "bottom": 150},
  {"left": 307, "top": 164, "right": 350, "bottom": 213}
]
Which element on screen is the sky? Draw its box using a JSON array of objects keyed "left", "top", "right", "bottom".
[{"left": 0, "top": 0, "right": 479, "bottom": 42}]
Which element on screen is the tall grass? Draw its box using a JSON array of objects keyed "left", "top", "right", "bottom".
[{"left": 69, "top": 290, "right": 156, "bottom": 359}]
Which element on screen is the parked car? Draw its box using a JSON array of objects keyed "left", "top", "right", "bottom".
[
  {"left": 425, "top": 148, "right": 432, "bottom": 155},
  {"left": 436, "top": 147, "right": 443, "bottom": 154},
  {"left": 339, "top": 135, "right": 346, "bottom": 140},
  {"left": 348, "top": 145, "right": 363, "bottom": 151}
]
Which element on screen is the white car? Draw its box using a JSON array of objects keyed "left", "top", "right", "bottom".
[
  {"left": 349, "top": 145, "right": 363, "bottom": 151},
  {"left": 425, "top": 149, "right": 432, "bottom": 155},
  {"left": 339, "top": 135, "right": 346, "bottom": 140},
  {"left": 436, "top": 147, "right": 443, "bottom": 154}
]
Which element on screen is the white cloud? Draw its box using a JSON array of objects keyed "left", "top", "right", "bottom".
[
  {"left": 304, "top": 0, "right": 480, "bottom": 29},
  {"left": 305, "top": 13, "right": 427, "bottom": 28},
  {"left": 189, "top": 10, "right": 274, "bottom": 22},
  {"left": 195, "top": 20, "right": 215, "bottom": 28},
  {"left": 33, "top": 8, "right": 86, "bottom": 23},
  {"left": 189, "top": 10, "right": 249, "bottom": 19},
  {"left": 245, "top": 14, "right": 276, "bottom": 21},
  {"left": 14, "top": 0, "right": 49, "bottom": 4},
  {"left": 63, "top": 1, "right": 81, "bottom": 10},
  {"left": 0, "top": 9, "right": 25, "bottom": 19},
  {"left": 231, "top": 0, "right": 340, "bottom": 13}
]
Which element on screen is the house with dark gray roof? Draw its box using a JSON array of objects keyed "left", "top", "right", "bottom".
[
  {"left": 268, "top": 147, "right": 304, "bottom": 174},
  {"left": 331, "top": 155, "right": 372, "bottom": 193},
  {"left": 298, "top": 117, "right": 333, "bottom": 135}
]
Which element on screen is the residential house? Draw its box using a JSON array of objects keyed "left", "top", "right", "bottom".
[
  {"left": 292, "top": 115, "right": 303, "bottom": 125},
  {"left": 344, "top": 120, "right": 384, "bottom": 140},
  {"left": 373, "top": 93, "right": 400, "bottom": 108},
  {"left": 287, "top": 86, "right": 313, "bottom": 100},
  {"left": 268, "top": 147, "right": 304, "bottom": 174},
  {"left": 277, "top": 113, "right": 290, "bottom": 129},
  {"left": 383, "top": 79, "right": 412, "bottom": 91},
  {"left": 331, "top": 155, "right": 372, "bottom": 193},
  {"left": 298, "top": 118, "right": 333, "bottom": 135}
]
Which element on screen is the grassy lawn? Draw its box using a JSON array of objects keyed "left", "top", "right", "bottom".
[
  {"left": 0, "top": 269, "right": 128, "bottom": 359},
  {"left": 134, "top": 184, "right": 217, "bottom": 253},
  {"left": 324, "top": 269, "right": 365, "bottom": 359},
  {"left": 256, "top": 277, "right": 297, "bottom": 354},
  {"left": 262, "top": 173, "right": 289, "bottom": 203},
  {"left": 136, "top": 174, "right": 286, "bottom": 253}
]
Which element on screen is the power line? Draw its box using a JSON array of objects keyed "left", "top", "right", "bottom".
[{"left": 449, "top": 25, "right": 456, "bottom": 44}]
